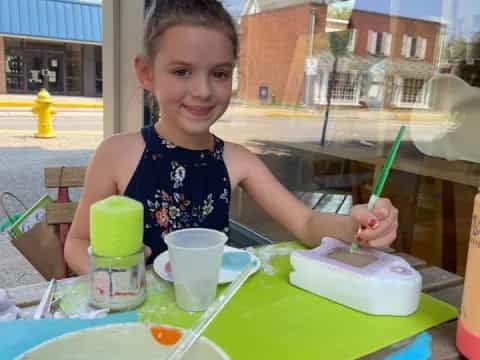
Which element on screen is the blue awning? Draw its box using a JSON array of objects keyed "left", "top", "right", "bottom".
[{"left": 0, "top": 0, "right": 102, "bottom": 43}]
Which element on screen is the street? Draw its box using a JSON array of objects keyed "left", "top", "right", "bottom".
[
  {"left": 0, "top": 106, "right": 451, "bottom": 212},
  {"left": 0, "top": 105, "right": 451, "bottom": 142}
]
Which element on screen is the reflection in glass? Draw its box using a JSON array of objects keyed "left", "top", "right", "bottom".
[{"left": 220, "top": 0, "right": 480, "bottom": 276}]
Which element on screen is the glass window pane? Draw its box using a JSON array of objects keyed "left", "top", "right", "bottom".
[
  {"left": 95, "top": 46, "right": 102, "bottom": 78},
  {"left": 6, "top": 75, "right": 24, "bottom": 91},
  {"left": 224, "top": 0, "right": 480, "bottom": 277},
  {"left": 66, "top": 77, "right": 82, "bottom": 94},
  {"left": 5, "top": 55, "right": 24, "bottom": 74},
  {"left": 65, "top": 44, "right": 82, "bottom": 78},
  {"left": 95, "top": 46, "right": 103, "bottom": 96},
  {"left": 5, "top": 38, "right": 23, "bottom": 49}
]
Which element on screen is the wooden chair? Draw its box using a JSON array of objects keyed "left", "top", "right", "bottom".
[{"left": 44, "top": 166, "right": 86, "bottom": 276}]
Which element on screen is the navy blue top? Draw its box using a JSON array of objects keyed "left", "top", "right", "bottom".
[{"left": 124, "top": 125, "right": 231, "bottom": 264}]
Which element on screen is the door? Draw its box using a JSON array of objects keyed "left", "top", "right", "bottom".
[
  {"left": 46, "top": 52, "right": 64, "bottom": 93},
  {"left": 25, "top": 51, "right": 45, "bottom": 93}
]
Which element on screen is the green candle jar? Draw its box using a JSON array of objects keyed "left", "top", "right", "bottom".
[
  {"left": 89, "top": 196, "right": 146, "bottom": 310},
  {"left": 90, "top": 195, "right": 144, "bottom": 257}
]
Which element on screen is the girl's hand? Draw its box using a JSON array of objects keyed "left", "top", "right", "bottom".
[{"left": 350, "top": 198, "right": 398, "bottom": 248}]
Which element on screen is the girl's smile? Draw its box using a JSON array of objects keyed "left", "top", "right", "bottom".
[{"left": 181, "top": 104, "right": 216, "bottom": 118}]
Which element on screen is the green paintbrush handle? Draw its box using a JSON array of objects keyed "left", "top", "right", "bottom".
[{"left": 373, "top": 126, "right": 405, "bottom": 197}]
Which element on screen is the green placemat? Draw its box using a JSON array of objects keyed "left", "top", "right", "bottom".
[{"left": 60, "top": 243, "right": 458, "bottom": 359}]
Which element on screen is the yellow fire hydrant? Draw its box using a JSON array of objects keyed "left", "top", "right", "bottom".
[{"left": 32, "top": 88, "right": 57, "bottom": 138}]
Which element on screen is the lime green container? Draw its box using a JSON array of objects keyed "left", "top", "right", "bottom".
[{"left": 90, "top": 195, "right": 144, "bottom": 257}]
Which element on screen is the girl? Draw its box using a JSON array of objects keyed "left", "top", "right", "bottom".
[{"left": 65, "top": 0, "right": 398, "bottom": 275}]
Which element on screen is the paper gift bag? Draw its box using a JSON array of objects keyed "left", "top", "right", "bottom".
[
  {"left": 11, "top": 220, "right": 66, "bottom": 280},
  {"left": 3, "top": 193, "right": 66, "bottom": 280}
]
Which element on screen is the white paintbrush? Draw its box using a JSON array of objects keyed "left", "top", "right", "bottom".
[{"left": 33, "top": 279, "right": 56, "bottom": 320}]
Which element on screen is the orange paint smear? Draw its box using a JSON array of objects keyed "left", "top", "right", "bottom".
[{"left": 150, "top": 326, "right": 183, "bottom": 346}]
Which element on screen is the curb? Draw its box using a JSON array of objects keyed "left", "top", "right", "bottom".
[
  {"left": 0, "top": 101, "right": 103, "bottom": 109},
  {"left": 262, "top": 110, "right": 320, "bottom": 118},
  {"left": 0, "top": 129, "right": 102, "bottom": 136},
  {"left": 0, "top": 107, "right": 102, "bottom": 115},
  {"left": 393, "top": 112, "right": 447, "bottom": 122}
]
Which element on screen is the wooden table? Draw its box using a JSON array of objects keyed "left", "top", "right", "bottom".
[
  {"left": 279, "top": 140, "right": 479, "bottom": 273},
  {"left": 5, "top": 247, "right": 465, "bottom": 359}
]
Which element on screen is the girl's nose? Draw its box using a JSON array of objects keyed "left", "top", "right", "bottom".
[{"left": 191, "top": 75, "right": 212, "bottom": 99}]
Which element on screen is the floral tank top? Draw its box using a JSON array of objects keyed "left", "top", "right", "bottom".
[{"left": 124, "top": 125, "right": 231, "bottom": 264}]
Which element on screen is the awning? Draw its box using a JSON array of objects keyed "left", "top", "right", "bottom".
[{"left": 316, "top": 50, "right": 435, "bottom": 79}]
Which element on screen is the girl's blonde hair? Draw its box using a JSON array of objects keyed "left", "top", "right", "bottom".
[{"left": 144, "top": 0, "right": 239, "bottom": 60}]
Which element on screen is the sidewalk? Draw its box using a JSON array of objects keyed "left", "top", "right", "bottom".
[
  {"left": 0, "top": 130, "right": 101, "bottom": 212},
  {"left": 230, "top": 103, "right": 448, "bottom": 122}
]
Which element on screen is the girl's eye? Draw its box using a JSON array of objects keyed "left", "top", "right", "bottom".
[
  {"left": 213, "top": 71, "right": 231, "bottom": 80},
  {"left": 173, "top": 69, "right": 191, "bottom": 77}
]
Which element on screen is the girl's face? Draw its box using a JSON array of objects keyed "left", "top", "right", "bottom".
[{"left": 138, "top": 25, "right": 235, "bottom": 138}]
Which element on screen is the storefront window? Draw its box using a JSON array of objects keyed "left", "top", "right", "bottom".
[
  {"left": 6, "top": 38, "right": 22, "bottom": 49},
  {"left": 95, "top": 46, "right": 103, "bottom": 96},
  {"left": 219, "top": 0, "right": 480, "bottom": 276},
  {"left": 4, "top": 38, "right": 83, "bottom": 95},
  {"left": 5, "top": 54, "right": 25, "bottom": 92},
  {"left": 65, "top": 44, "right": 82, "bottom": 95},
  {"left": 400, "top": 78, "right": 426, "bottom": 104},
  {"left": 330, "top": 72, "right": 360, "bottom": 103}
]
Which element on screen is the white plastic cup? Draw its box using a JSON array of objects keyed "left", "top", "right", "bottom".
[{"left": 164, "top": 228, "right": 227, "bottom": 312}]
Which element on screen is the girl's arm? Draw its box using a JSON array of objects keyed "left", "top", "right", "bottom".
[
  {"left": 64, "top": 137, "right": 119, "bottom": 275},
  {"left": 230, "top": 144, "right": 398, "bottom": 248}
]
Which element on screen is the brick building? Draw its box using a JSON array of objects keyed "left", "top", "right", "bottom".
[
  {"left": 239, "top": 1, "right": 328, "bottom": 105},
  {"left": 239, "top": 0, "right": 443, "bottom": 109}
]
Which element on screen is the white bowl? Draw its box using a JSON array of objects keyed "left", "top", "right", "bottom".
[{"left": 17, "top": 323, "right": 230, "bottom": 360}]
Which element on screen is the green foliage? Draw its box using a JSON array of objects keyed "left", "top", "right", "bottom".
[
  {"left": 446, "top": 37, "right": 467, "bottom": 60},
  {"left": 327, "top": 7, "right": 352, "bottom": 20},
  {"left": 329, "top": 30, "right": 351, "bottom": 57}
]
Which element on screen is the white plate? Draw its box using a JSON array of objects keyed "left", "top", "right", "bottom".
[{"left": 153, "top": 246, "right": 259, "bottom": 284}]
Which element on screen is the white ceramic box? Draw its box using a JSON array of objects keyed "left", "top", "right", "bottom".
[{"left": 289, "top": 238, "right": 422, "bottom": 316}]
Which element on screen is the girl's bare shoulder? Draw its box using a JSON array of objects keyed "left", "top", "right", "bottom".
[
  {"left": 89, "top": 130, "right": 146, "bottom": 193},
  {"left": 91, "top": 131, "right": 145, "bottom": 173},
  {"left": 98, "top": 131, "right": 144, "bottom": 155}
]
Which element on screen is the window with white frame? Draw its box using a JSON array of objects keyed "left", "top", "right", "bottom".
[
  {"left": 330, "top": 72, "right": 360, "bottom": 103},
  {"left": 402, "top": 35, "right": 427, "bottom": 59},
  {"left": 367, "top": 31, "right": 392, "bottom": 56},
  {"left": 401, "top": 78, "right": 426, "bottom": 104},
  {"left": 347, "top": 29, "right": 357, "bottom": 52}
]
